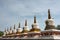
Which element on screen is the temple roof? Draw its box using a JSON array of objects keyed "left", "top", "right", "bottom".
[{"left": 42, "top": 29, "right": 60, "bottom": 32}]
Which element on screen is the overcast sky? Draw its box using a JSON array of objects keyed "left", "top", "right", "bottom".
[{"left": 0, "top": 0, "right": 60, "bottom": 31}]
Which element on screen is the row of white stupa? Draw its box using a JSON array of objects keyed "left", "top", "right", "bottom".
[
  {"left": 3, "top": 15, "right": 41, "bottom": 36},
  {"left": 2, "top": 9, "right": 60, "bottom": 39}
]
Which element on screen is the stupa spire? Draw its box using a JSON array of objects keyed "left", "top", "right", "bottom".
[
  {"left": 10, "top": 26, "right": 12, "bottom": 30},
  {"left": 25, "top": 19, "right": 27, "bottom": 26},
  {"left": 5, "top": 28, "right": 6, "bottom": 32},
  {"left": 34, "top": 16, "right": 36, "bottom": 23},
  {"left": 7, "top": 28, "right": 8, "bottom": 31},
  {"left": 18, "top": 23, "right": 20, "bottom": 28},
  {"left": 48, "top": 9, "right": 51, "bottom": 19},
  {"left": 14, "top": 24, "right": 15, "bottom": 29}
]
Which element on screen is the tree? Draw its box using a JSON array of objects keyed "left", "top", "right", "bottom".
[
  {"left": 0, "top": 31, "right": 4, "bottom": 36},
  {"left": 56, "top": 25, "right": 60, "bottom": 30}
]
